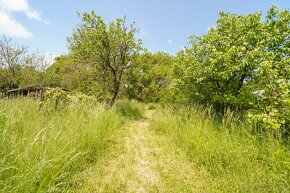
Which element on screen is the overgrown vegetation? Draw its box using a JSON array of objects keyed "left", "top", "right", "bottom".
[
  {"left": 0, "top": 99, "right": 123, "bottom": 192},
  {"left": 150, "top": 106, "right": 289, "bottom": 192},
  {"left": 0, "top": 4, "right": 289, "bottom": 192},
  {"left": 172, "top": 5, "right": 290, "bottom": 135},
  {"left": 115, "top": 100, "right": 145, "bottom": 119}
]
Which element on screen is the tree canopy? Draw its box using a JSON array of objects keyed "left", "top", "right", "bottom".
[
  {"left": 68, "top": 11, "right": 142, "bottom": 105},
  {"left": 124, "top": 52, "right": 173, "bottom": 102},
  {"left": 173, "top": 5, "right": 290, "bottom": 133}
]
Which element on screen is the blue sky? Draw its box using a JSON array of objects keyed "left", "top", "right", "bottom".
[{"left": 0, "top": 0, "right": 289, "bottom": 56}]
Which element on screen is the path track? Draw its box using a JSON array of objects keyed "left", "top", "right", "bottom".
[{"left": 76, "top": 110, "right": 206, "bottom": 192}]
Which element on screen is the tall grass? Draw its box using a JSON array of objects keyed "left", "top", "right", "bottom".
[
  {"left": 114, "top": 100, "right": 145, "bottom": 119},
  {"left": 0, "top": 99, "right": 123, "bottom": 193},
  {"left": 150, "top": 106, "right": 289, "bottom": 192}
]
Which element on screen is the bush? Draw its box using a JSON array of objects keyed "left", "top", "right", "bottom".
[
  {"left": 115, "top": 100, "right": 144, "bottom": 119},
  {"left": 43, "top": 89, "right": 101, "bottom": 113},
  {"left": 43, "top": 87, "right": 69, "bottom": 111},
  {"left": 68, "top": 92, "right": 98, "bottom": 105}
]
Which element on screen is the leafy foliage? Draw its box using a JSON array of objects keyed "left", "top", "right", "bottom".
[
  {"left": 68, "top": 92, "right": 98, "bottom": 105},
  {"left": 43, "top": 87, "right": 69, "bottom": 111},
  {"left": 0, "top": 36, "right": 27, "bottom": 91},
  {"left": 173, "top": 6, "right": 290, "bottom": 134},
  {"left": 68, "top": 12, "right": 142, "bottom": 105},
  {"left": 124, "top": 52, "right": 173, "bottom": 102},
  {"left": 45, "top": 55, "right": 99, "bottom": 96}
]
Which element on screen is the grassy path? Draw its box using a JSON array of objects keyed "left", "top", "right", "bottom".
[{"left": 75, "top": 110, "right": 206, "bottom": 192}]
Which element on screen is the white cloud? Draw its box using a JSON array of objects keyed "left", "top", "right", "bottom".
[
  {"left": 0, "top": 11, "right": 32, "bottom": 38},
  {"left": 0, "top": 0, "right": 29, "bottom": 12},
  {"left": 26, "top": 9, "right": 41, "bottom": 20},
  {"left": 25, "top": 8, "right": 49, "bottom": 24},
  {"left": 168, "top": 39, "right": 172, "bottom": 44},
  {"left": 0, "top": 0, "right": 48, "bottom": 38}
]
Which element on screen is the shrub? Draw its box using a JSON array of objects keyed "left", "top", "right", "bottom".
[
  {"left": 43, "top": 87, "right": 69, "bottom": 111},
  {"left": 68, "top": 92, "right": 98, "bottom": 105}
]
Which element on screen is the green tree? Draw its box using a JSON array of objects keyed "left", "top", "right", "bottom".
[
  {"left": 68, "top": 11, "right": 142, "bottom": 105},
  {"left": 46, "top": 55, "right": 99, "bottom": 96},
  {"left": 248, "top": 6, "right": 290, "bottom": 134},
  {"left": 124, "top": 52, "right": 173, "bottom": 102},
  {"left": 174, "top": 11, "right": 265, "bottom": 108},
  {"left": 0, "top": 36, "right": 27, "bottom": 91},
  {"left": 20, "top": 52, "right": 52, "bottom": 87},
  {"left": 174, "top": 6, "right": 290, "bottom": 134},
  {"left": 19, "top": 66, "right": 41, "bottom": 86}
]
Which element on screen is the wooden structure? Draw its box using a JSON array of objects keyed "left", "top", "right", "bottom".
[{"left": 7, "top": 86, "right": 51, "bottom": 100}]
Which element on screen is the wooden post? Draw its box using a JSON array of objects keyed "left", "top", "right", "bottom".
[
  {"left": 40, "top": 89, "right": 44, "bottom": 101},
  {"left": 40, "top": 89, "right": 43, "bottom": 101}
]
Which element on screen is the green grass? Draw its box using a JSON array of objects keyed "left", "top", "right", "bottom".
[
  {"left": 1, "top": 99, "right": 289, "bottom": 192},
  {"left": 0, "top": 99, "right": 123, "bottom": 193},
  {"left": 115, "top": 99, "right": 145, "bottom": 120},
  {"left": 150, "top": 106, "right": 290, "bottom": 192}
]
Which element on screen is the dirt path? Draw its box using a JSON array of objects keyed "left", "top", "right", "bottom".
[{"left": 76, "top": 110, "right": 206, "bottom": 193}]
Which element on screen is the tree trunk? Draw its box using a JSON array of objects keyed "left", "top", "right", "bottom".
[
  {"left": 110, "top": 90, "right": 118, "bottom": 106},
  {"left": 109, "top": 80, "right": 120, "bottom": 106}
]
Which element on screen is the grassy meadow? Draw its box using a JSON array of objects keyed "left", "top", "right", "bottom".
[
  {"left": 0, "top": 99, "right": 289, "bottom": 192},
  {"left": 0, "top": 99, "right": 125, "bottom": 192},
  {"left": 150, "top": 106, "right": 289, "bottom": 192}
]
